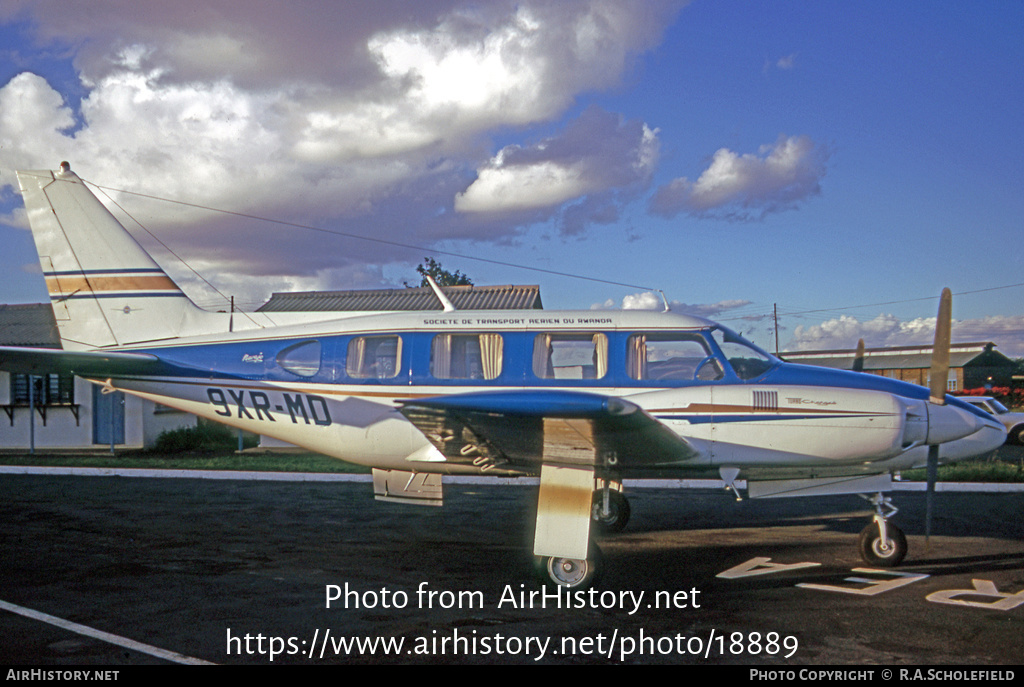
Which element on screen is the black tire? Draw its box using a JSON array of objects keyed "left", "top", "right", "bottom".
[
  {"left": 591, "top": 490, "right": 631, "bottom": 533},
  {"left": 858, "top": 521, "right": 907, "bottom": 567},
  {"left": 1011, "top": 425, "right": 1024, "bottom": 446},
  {"left": 534, "top": 543, "right": 602, "bottom": 589}
]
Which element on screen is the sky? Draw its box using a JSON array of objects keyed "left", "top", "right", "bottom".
[{"left": 0, "top": 0, "right": 1022, "bottom": 356}]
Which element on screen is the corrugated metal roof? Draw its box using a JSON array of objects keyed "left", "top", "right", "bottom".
[
  {"left": 782, "top": 342, "right": 994, "bottom": 370},
  {"left": 257, "top": 284, "right": 543, "bottom": 312},
  {"left": 0, "top": 303, "right": 60, "bottom": 347}
]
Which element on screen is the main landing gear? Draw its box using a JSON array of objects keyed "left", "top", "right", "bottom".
[
  {"left": 534, "top": 481, "right": 628, "bottom": 589},
  {"left": 591, "top": 481, "right": 631, "bottom": 533},
  {"left": 536, "top": 543, "right": 604, "bottom": 589},
  {"left": 858, "top": 492, "right": 907, "bottom": 567}
]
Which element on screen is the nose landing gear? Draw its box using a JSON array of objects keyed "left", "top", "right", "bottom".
[
  {"left": 858, "top": 493, "right": 907, "bottom": 567},
  {"left": 591, "top": 482, "right": 631, "bottom": 533}
]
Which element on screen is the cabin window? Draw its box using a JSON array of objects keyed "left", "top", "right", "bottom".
[
  {"left": 430, "top": 333, "right": 503, "bottom": 380},
  {"left": 276, "top": 340, "right": 321, "bottom": 377},
  {"left": 532, "top": 333, "right": 608, "bottom": 380},
  {"left": 711, "top": 328, "right": 775, "bottom": 380},
  {"left": 627, "top": 334, "right": 723, "bottom": 381},
  {"left": 346, "top": 335, "right": 402, "bottom": 379}
]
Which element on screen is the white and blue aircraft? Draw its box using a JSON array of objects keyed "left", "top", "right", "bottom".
[{"left": 1, "top": 163, "right": 1007, "bottom": 588}]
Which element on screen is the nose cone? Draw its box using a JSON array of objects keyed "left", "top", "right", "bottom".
[
  {"left": 938, "top": 421, "right": 1007, "bottom": 461},
  {"left": 928, "top": 401, "right": 1006, "bottom": 445}
]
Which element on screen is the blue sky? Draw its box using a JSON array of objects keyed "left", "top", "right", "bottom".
[{"left": 1, "top": 1, "right": 1022, "bottom": 355}]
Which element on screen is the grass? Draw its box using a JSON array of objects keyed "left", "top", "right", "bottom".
[
  {"left": 4, "top": 435, "right": 1022, "bottom": 482},
  {"left": 0, "top": 419, "right": 367, "bottom": 474},
  {"left": 2, "top": 453, "right": 1020, "bottom": 481},
  {"left": 901, "top": 459, "right": 1024, "bottom": 483},
  {"left": 0, "top": 450, "right": 370, "bottom": 474}
]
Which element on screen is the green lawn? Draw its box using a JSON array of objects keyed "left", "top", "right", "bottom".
[
  {"left": 901, "top": 459, "right": 1023, "bottom": 483},
  {"left": 2, "top": 451, "right": 1021, "bottom": 482},
  {"left": 0, "top": 451, "right": 371, "bottom": 473}
]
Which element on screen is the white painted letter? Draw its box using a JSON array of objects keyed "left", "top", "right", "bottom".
[
  {"left": 717, "top": 557, "right": 821, "bottom": 579},
  {"left": 926, "top": 579, "right": 1024, "bottom": 611},
  {"left": 797, "top": 568, "right": 928, "bottom": 596}
]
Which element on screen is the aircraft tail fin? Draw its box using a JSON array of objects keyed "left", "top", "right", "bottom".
[{"left": 16, "top": 163, "right": 225, "bottom": 350}]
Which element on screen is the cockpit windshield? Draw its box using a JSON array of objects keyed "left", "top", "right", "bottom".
[
  {"left": 710, "top": 327, "right": 778, "bottom": 380},
  {"left": 989, "top": 399, "right": 1010, "bottom": 414}
]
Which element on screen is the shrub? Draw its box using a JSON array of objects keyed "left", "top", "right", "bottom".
[
  {"left": 152, "top": 420, "right": 257, "bottom": 453},
  {"left": 955, "top": 386, "right": 1024, "bottom": 410}
]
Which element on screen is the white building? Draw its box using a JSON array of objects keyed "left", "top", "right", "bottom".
[{"left": 0, "top": 303, "right": 195, "bottom": 451}]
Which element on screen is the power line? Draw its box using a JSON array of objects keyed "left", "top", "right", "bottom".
[
  {"left": 92, "top": 184, "right": 265, "bottom": 328},
  {"left": 719, "top": 283, "right": 1024, "bottom": 325},
  {"left": 778, "top": 283, "right": 1024, "bottom": 318},
  {"left": 83, "top": 179, "right": 657, "bottom": 292}
]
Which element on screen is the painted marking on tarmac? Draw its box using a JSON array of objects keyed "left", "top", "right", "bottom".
[{"left": 0, "top": 599, "right": 215, "bottom": 665}]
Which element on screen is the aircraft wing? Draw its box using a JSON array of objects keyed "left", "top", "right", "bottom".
[
  {"left": 0, "top": 345, "right": 161, "bottom": 377},
  {"left": 398, "top": 389, "right": 703, "bottom": 472}
]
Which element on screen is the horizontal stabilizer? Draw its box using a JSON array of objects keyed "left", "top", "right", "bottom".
[{"left": 0, "top": 345, "right": 160, "bottom": 376}]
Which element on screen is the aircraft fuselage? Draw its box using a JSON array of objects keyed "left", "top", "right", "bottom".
[{"left": 96, "top": 308, "right": 1004, "bottom": 479}]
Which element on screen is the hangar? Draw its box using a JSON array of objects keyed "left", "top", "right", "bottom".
[
  {"left": 257, "top": 283, "right": 543, "bottom": 312},
  {"left": 782, "top": 341, "right": 1018, "bottom": 392}
]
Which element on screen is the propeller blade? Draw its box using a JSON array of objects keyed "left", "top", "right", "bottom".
[
  {"left": 852, "top": 338, "right": 865, "bottom": 372},
  {"left": 925, "top": 445, "right": 939, "bottom": 542},
  {"left": 928, "top": 288, "right": 952, "bottom": 404},
  {"left": 925, "top": 288, "right": 952, "bottom": 545}
]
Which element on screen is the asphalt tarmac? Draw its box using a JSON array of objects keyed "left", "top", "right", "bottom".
[{"left": 0, "top": 471, "right": 1021, "bottom": 665}]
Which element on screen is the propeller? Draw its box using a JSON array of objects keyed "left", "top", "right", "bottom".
[
  {"left": 852, "top": 338, "right": 865, "bottom": 372},
  {"left": 925, "top": 287, "right": 952, "bottom": 542}
]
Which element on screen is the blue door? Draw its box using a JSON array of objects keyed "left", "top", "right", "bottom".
[{"left": 92, "top": 386, "right": 126, "bottom": 445}]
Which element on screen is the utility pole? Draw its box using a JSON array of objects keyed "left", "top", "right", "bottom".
[{"left": 773, "top": 303, "right": 779, "bottom": 356}]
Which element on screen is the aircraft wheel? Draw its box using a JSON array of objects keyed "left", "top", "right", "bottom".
[
  {"left": 535, "top": 544, "right": 602, "bottom": 589},
  {"left": 591, "top": 490, "right": 631, "bottom": 533},
  {"left": 1011, "top": 424, "right": 1024, "bottom": 446},
  {"left": 858, "top": 521, "right": 907, "bottom": 567}
]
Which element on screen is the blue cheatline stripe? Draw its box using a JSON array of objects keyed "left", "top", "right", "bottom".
[
  {"left": 51, "top": 292, "right": 187, "bottom": 300},
  {"left": 44, "top": 268, "right": 167, "bottom": 276},
  {"left": 656, "top": 414, "right": 892, "bottom": 424}
]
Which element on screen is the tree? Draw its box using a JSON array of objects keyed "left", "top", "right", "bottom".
[{"left": 411, "top": 257, "right": 473, "bottom": 287}]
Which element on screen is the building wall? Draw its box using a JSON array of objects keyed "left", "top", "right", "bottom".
[
  {"left": 0, "top": 372, "right": 196, "bottom": 450},
  {"left": 872, "top": 367, "right": 963, "bottom": 391}
]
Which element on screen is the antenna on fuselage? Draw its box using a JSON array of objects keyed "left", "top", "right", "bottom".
[
  {"left": 425, "top": 275, "right": 457, "bottom": 312},
  {"left": 657, "top": 290, "right": 670, "bottom": 312}
]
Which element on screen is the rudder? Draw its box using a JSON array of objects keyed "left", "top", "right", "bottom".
[{"left": 17, "top": 163, "right": 222, "bottom": 349}]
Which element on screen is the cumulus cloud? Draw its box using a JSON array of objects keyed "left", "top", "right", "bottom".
[
  {"left": 0, "top": 72, "right": 77, "bottom": 155},
  {"left": 0, "top": 1, "right": 682, "bottom": 303},
  {"left": 455, "top": 106, "right": 658, "bottom": 227},
  {"left": 649, "top": 135, "right": 828, "bottom": 220},
  {"left": 785, "top": 313, "right": 1024, "bottom": 357},
  {"left": 592, "top": 290, "right": 751, "bottom": 318}
]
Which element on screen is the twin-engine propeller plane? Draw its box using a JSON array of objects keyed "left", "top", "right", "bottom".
[{"left": 0, "top": 163, "right": 1007, "bottom": 588}]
